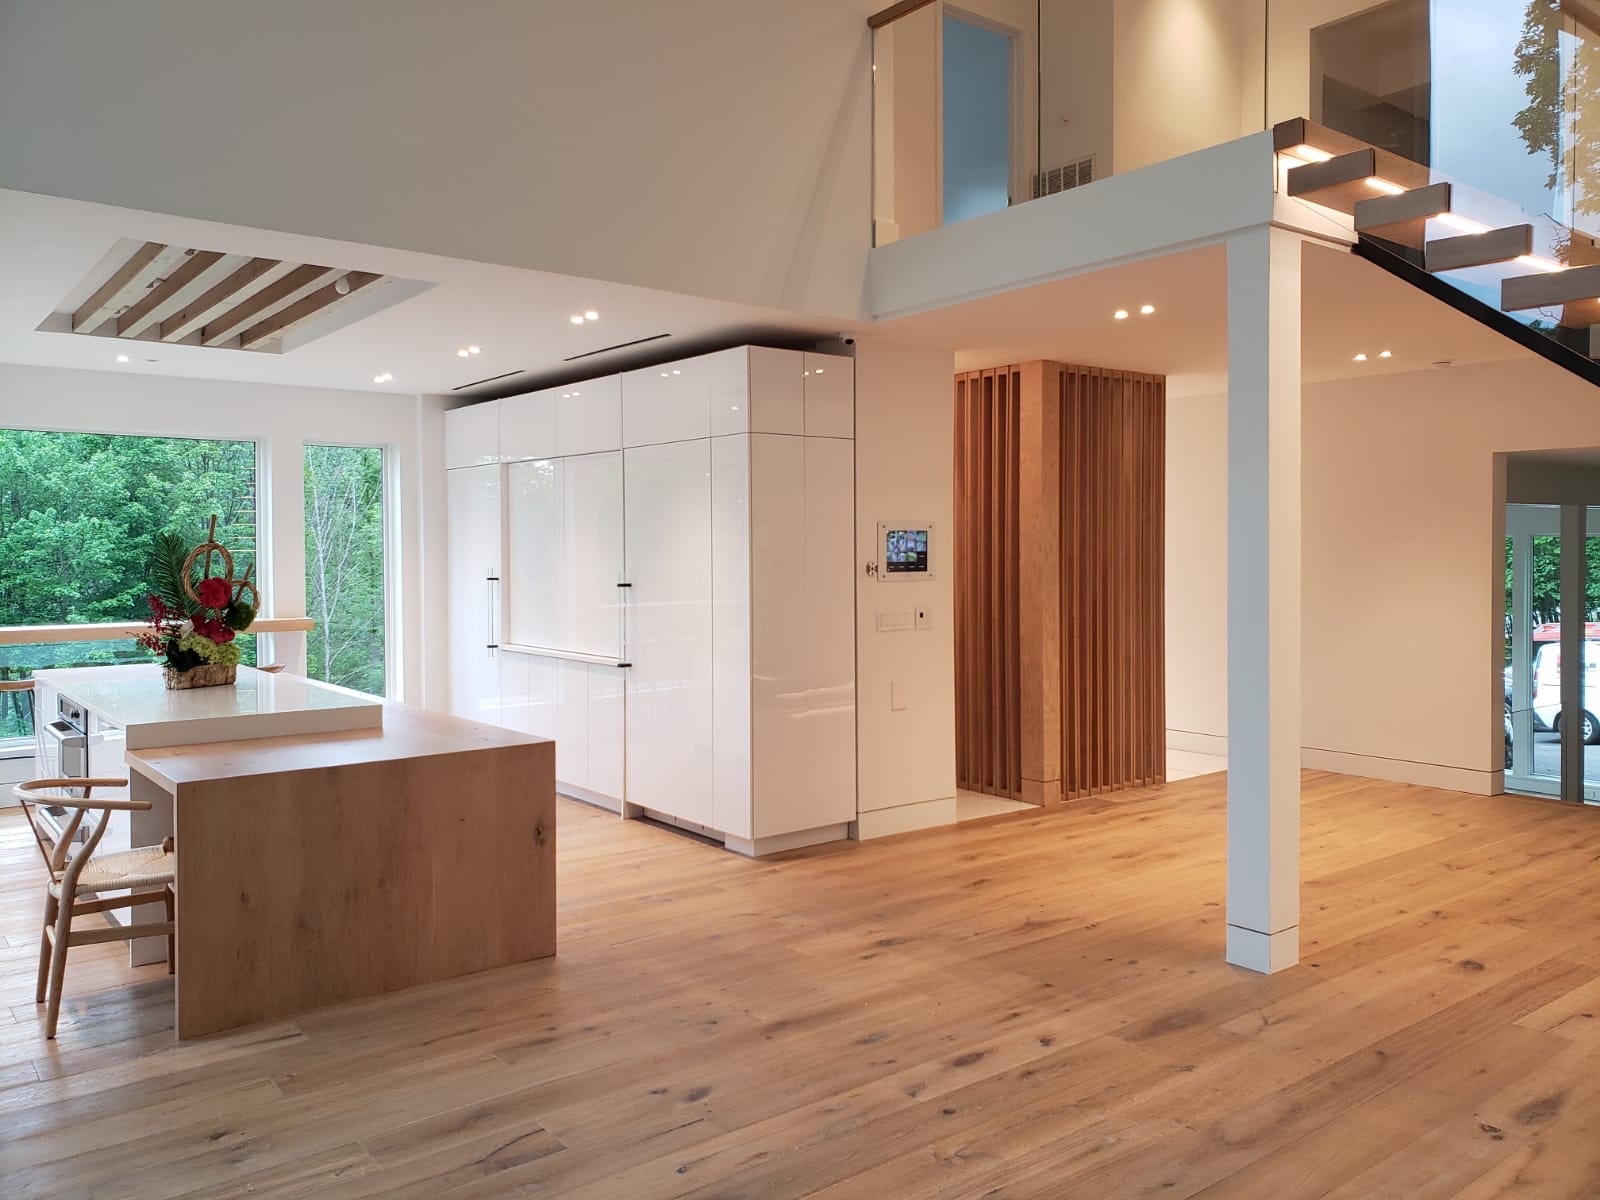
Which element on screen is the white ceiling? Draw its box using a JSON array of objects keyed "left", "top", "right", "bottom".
[
  {"left": 0, "top": 188, "right": 1545, "bottom": 404},
  {"left": 874, "top": 239, "right": 1533, "bottom": 397},
  {"left": 0, "top": 188, "right": 845, "bottom": 399}
]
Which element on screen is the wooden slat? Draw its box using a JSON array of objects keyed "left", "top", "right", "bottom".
[
  {"left": 199, "top": 263, "right": 340, "bottom": 347},
  {"left": 115, "top": 250, "right": 225, "bottom": 338},
  {"left": 952, "top": 368, "right": 1022, "bottom": 799},
  {"left": 71, "top": 242, "right": 167, "bottom": 334},
  {"left": 237, "top": 271, "right": 384, "bottom": 351},
  {"left": 157, "top": 256, "right": 287, "bottom": 342}
]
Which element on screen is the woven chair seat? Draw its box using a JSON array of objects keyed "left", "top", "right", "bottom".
[{"left": 49, "top": 844, "right": 174, "bottom": 898}]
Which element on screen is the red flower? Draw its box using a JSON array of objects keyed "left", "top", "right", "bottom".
[
  {"left": 193, "top": 617, "right": 235, "bottom": 644},
  {"left": 198, "top": 577, "right": 231, "bottom": 609}
]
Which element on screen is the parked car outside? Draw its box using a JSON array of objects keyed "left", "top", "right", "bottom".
[{"left": 1531, "top": 642, "right": 1600, "bottom": 744}]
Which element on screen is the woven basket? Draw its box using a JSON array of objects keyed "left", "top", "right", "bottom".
[{"left": 163, "top": 663, "right": 237, "bottom": 690}]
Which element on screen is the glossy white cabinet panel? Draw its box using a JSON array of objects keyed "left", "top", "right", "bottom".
[
  {"left": 622, "top": 355, "right": 713, "bottom": 447},
  {"left": 708, "top": 348, "right": 747, "bottom": 438},
  {"left": 587, "top": 664, "right": 626, "bottom": 803},
  {"left": 563, "top": 451, "right": 625, "bottom": 658},
  {"left": 802, "top": 435, "right": 859, "bottom": 832},
  {"left": 556, "top": 374, "right": 623, "bottom": 457},
  {"left": 446, "top": 464, "right": 502, "bottom": 724},
  {"left": 500, "top": 388, "right": 558, "bottom": 462},
  {"left": 623, "top": 439, "right": 714, "bottom": 826},
  {"left": 710, "top": 435, "right": 752, "bottom": 838},
  {"left": 748, "top": 347, "right": 805, "bottom": 435},
  {"left": 444, "top": 401, "right": 500, "bottom": 469},
  {"left": 505, "top": 459, "right": 563, "bottom": 650},
  {"left": 749, "top": 435, "right": 810, "bottom": 839},
  {"left": 804, "top": 352, "right": 854, "bottom": 438},
  {"left": 556, "top": 658, "right": 589, "bottom": 790}
]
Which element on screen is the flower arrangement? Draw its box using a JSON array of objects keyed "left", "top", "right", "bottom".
[{"left": 136, "top": 516, "right": 259, "bottom": 689}]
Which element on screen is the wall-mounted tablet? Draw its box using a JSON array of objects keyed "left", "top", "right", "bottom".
[{"left": 877, "top": 521, "right": 933, "bottom": 580}]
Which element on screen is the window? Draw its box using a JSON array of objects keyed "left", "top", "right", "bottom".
[
  {"left": 303, "top": 444, "right": 388, "bottom": 696},
  {"left": 0, "top": 429, "right": 260, "bottom": 740}
]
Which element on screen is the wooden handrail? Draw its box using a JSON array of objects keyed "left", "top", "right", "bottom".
[
  {"left": 0, "top": 617, "right": 314, "bottom": 647},
  {"left": 868, "top": 0, "right": 936, "bottom": 29}
]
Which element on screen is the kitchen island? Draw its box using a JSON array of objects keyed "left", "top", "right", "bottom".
[{"left": 31, "top": 665, "right": 554, "bottom": 1039}]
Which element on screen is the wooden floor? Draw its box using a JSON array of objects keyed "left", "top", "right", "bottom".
[{"left": 2, "top": 771, "right": 1600, "bottom": 1199}]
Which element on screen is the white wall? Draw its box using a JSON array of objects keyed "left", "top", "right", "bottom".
[
  {"left": 1165, "top": 355, "right": 1600, "bottom": 793},
  {"left": 1038, "top": 0, "right": 1115, "bottom": 177},
  {"left": 1112, "top": 0, "right": 1258, "bottom": 175},
  {"left": 0, "top": 0, "right": 874, "bottom": 319},
  {"left": 852, "top": 339, "right": 958, "bottom": 836},
  {"left": 0, "top": 364, "right": 449, "bottom": 707}
]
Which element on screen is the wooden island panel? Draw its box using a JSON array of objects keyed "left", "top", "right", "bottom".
[{"left": 127, "top": 704, "right": 554, "bottom": 1039}]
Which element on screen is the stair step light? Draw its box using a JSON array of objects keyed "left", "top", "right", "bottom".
[
  {"left": 1425, "top": 225, "right": 1535, "bottom": 272},
  {"left": 1285, "top": 147, "right": 1430, "bottom": 215},
  {"left": 1503, "top": 262, "right": 1600, "bottom": 326},
  {"left": 1354, "top": 182, "right": 1453, "bottom": 249}
]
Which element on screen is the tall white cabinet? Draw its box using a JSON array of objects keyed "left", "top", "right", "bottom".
[{"left": 444, "top": 345, "right": 856, "bottom": 854}]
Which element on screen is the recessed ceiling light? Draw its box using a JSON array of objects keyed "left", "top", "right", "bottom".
[
  {"left": 570, "top": 315, "right": 585, "bottom": 325},
  {"left": 814, "top": 367, "right": 824, "bottom": 374},
  {"left": 572, "top": 390, "right": 580, "bottom": 396},
  {"left": 374, "top": 373, "right": 395, "bottom": 384},
  {"left": 1114, "top": 309, "right": 1129, "bottom": 320},
  {"left": 1353, "top": 353, "right": 1368, "bottom": 362},
  {"left": 457, "top": 349, "right": 470, "bottom": 357},
  {"left": 468, "top": 345, "right": 480, "bottom": 355},
  {"left": 562, "top": 393, "right": 571, "bottom": 399},
  {"left": 1379, "top": 350, "right": 1392, "bottom": 359},
  {"left": 1140, "top": 304, "right": 1155, "bottom": 315},
  {"left": 584, "top": 310, "right": 599, "bottom": 321},
  {"left": 115, "top": 353, "right": 130, "bottom": 363},
  {"left": 672, "top": 369, "right": 682, "bottom": 375},
  {"left": 732, "top": 405, "right": 740, "bottom": 411},
  {"left": 660, "top": 371, "right": 670, "bottom": 378},
  {"left": 1365, "top": 177, "right": 1406, "bottom": 196}
]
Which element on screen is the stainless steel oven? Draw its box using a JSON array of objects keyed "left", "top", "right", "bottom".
[{"left": 37, "top": 696, "right": 89, "bottom": 843}]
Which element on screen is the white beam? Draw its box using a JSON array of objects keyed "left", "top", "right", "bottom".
[{"left": 1225, "top": 225, "right": 1302, "bottom": 974}]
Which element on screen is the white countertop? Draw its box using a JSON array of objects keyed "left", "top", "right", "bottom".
[{"left": 34, "top": 664, "right": 383, "bottom": 749}]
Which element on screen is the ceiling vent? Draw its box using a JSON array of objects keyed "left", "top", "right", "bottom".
[{"left": 1033, "top": 156, "right": 1097, "bottom": 200}]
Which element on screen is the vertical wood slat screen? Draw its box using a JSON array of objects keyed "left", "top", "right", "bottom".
[
  {"left": 1059, "top": 366, "right": 1165, "bottom": 799},
  {"left": 953, "top": 367, "right": 1023, "bottom": 798}
]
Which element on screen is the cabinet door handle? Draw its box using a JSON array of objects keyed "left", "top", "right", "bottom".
[{"left": 486, "top": 572, "right": 500, "bottom": 654}]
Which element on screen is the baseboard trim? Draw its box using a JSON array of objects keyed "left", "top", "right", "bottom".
[
  {"left": 558, "top": 781, "right": 621, "bottom": 814},
  {"left": 1298, "top": 747, "right": 1494, "bottom": 795},
  {"left": 1166, "top": 729, "right": 1228, "bottom": 757},
  {"left": 724, "top": 823, "right": 850, "bottom": 858},
  {"left": 1226, "top": 924, "right": 1299, "bottom": 974},
  {"left": 1163, "top": 732, "right": 1496, "bottom": 795},
  {"left": 850, "top": 796, "right": 958, "bottom": 840}
]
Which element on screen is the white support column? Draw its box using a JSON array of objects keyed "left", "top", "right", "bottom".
[{"left": 1225, "top": 225, "right": 1302, "bottom": 974}]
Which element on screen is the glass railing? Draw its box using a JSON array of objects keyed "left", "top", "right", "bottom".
[
  {"left": 1264, "top": 1, "right": 1600, "bottom": 371},
  {"left": 871, "top": 0, "right": 1600, "bottom": 269},
  {"left": 871, "top": 0, "right": 1272, "bottom": 244}
]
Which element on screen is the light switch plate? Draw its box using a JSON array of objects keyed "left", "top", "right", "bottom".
[
  {"left": 876, "top": 609, "right": 914, "bottom": 632},
  {"left": 890, "top": 681, "right": 907, "bottom": 711}
]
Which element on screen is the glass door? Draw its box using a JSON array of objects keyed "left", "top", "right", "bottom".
[{"left": 1505, "top": 503, "right": 1600, "bottom": 803}]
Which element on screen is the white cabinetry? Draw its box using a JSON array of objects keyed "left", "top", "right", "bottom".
[
  {"left": 444, "top": 346, "right": 856, "bottom": 853},
  {"left": 445, "top": 463, "right": 502, "bottom": 724},
  {"left": 444, "top": 400, "right": 501, "bottom": 469},
  {"left": 623, "top": 438, "right": 715, "bottom": 827}
]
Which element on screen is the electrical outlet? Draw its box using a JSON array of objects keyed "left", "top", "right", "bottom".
[
  {"left": 915, "top": 607, "right": 931, "bottom": 630},
  {"left": 890, "top": 681, "right": 907, "bottom": 711}
]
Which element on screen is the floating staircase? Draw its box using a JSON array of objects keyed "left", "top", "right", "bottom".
[{"left": 1274, "top": 118, "right": 1600, "bottom": 377}]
